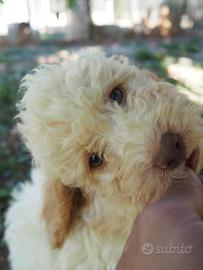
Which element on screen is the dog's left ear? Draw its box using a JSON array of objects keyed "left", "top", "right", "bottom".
[{"left": 42, "top": 180, "right": 87, "bottom": 248}]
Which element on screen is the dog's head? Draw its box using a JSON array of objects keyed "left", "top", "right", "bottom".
[{"left": 18, "top": 50, "right": 203, "bottom": 246}]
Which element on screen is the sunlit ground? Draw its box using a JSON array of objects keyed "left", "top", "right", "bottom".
[
  {"left": 0, "top": 38, "right": 203, "bottom": 268},
  {"left": 167, "top": 57, "right": 203, "bottom": 101}
]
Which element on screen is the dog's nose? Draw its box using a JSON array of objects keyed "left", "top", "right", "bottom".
[{"left": 154, "top": 132, "right": 185, "bottom": 169}]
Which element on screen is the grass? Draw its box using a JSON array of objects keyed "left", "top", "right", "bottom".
[
  {"left": 162, "top": 39, "right": 202, "bottom": 54},
  {"left": 0, "top": 38, "right": 203, "bottom": 269}
]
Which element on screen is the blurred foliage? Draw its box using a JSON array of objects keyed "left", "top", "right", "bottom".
[
  {"left": 67, "top": 0, "right": 77, "bottom": 9},
  {"left": 0, "top": 38, "right": 203, "bottom": 269},
  {"left": 136, "top": 50, "right": 169, "bottom": 78},
  {"left": 162, "top": 39, "right": 202, "bottom": 55}
]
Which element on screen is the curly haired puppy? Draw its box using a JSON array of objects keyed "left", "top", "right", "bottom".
[{"left": 5, "top": 50, "right": 203, "bottom": 270}]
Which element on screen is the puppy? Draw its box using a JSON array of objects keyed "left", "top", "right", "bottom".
[{"left": 5, "top": 50, "right": 203, "bottom": 270}]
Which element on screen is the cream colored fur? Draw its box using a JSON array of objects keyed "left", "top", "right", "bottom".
[{"left": 5, "top": 50, "right": 203, "bottom": 270}]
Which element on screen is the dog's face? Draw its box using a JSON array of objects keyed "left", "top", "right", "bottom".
[
  {"left": 19, "top": 50, "right": 203, "bottom": 245},
  {"left": 19, "top": 51, "right": 203, "bottom": 203}
]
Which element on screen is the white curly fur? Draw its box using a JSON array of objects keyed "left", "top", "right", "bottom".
[{"left": 5, "top": 50, "right": 203, "bottom": 270}]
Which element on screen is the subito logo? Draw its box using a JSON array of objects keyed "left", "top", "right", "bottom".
[{"left": 142, "top": 243, "right": 154, "bottom": 255}]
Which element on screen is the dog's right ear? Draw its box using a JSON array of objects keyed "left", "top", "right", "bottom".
[{"left": 42, "top": 180, "right": 87, "bottom": 248}]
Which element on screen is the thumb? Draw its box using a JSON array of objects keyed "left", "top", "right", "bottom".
[{"left": 165, "top": 169, "right": 203, "bottom": 218}]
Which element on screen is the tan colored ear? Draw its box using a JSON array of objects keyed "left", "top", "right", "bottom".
[{"left": 42, "top": 180, "right": 87, "bottom": 248}]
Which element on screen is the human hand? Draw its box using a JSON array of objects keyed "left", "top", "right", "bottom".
[{"left": 117, "top": 169, "right": 203, "bottom": 270}]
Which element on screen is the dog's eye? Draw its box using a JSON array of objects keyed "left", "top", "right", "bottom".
[
  {"left": 110, "top": 87, "right": 123, "bottom": 104},
  {"left": 89, "top": 153, "right": 103, "bottom": 168}
]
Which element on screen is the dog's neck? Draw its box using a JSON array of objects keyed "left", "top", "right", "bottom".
[{"left": 82, "top": 191, "right": 141, "bottom": 238}]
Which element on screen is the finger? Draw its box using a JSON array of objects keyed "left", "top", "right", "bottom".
[{"left": 166, "top": 169, "right": 203, "bottom": 216}]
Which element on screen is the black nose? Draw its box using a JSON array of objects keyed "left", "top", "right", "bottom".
[{"left": 154, "top": 132, "right": 186, "bottom": 169}]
